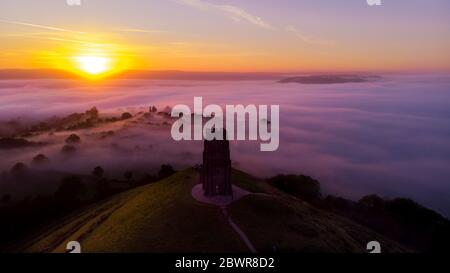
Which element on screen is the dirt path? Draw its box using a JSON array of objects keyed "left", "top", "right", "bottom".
[
  {"left": 191, "top": 183, "right": 257, "bottom": 253},
  {"left": 221, "top": 207, "right": 257, "bottom": 253}
]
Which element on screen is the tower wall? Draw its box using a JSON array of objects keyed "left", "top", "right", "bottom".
[{"left": 201, "top": 130, "right": 232, "bottom": 196}]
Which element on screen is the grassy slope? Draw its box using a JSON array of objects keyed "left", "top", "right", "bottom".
[
  {"left": 21, "top": 169, "right": 407, "bottom": 253},
  {"left": 23, "top": 169, "right": 247, "bottom": 253},
  {"left": 230, "top": 170, "right": 406, "bottom": 253}
]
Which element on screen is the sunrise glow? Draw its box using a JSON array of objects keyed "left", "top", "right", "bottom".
[
  {"left": 66, "top": 42, "right": 133, "bottom": 79},
  {"left": 75, "top": 56, "right": 110, "bottom": 75},
  {"left": 1, "top": 1, "right": 449, "bottom": 74}
]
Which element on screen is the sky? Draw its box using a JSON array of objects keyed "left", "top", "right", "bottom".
[{"left": 0, "top": 0, "right": 450, "bottom": 73}]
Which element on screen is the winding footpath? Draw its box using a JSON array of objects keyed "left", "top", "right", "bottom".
[{"left": 191, "top": 184, "right": 257, "bottom": 253}]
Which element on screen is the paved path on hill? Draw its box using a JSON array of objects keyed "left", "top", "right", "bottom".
[
  {"left": 191, "top": 184, "right": 257, "bottom": 253},
  {"left": 221, "top": 207, "right": 257, "bottom": 253}
]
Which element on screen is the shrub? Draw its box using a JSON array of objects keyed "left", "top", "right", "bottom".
[
  {"left": 85, "top": 107, "right": 99, "bottom": 119},
  {"left": 55, "top": 176, "right": 86, "bottom": 202},
  {"left": 384, "top": 198, "right": 450, "bottom": 252},
  {"left": 61, "top": 145, "right": 77, "bottom": 154},
  {"left": 359, "top": 194, "right": 385, "bottom": 209},
  {"left": 92, "top": 166, "right": 104, "bottom": 178},
  {"left": 268, "top": 174, "right": 321, "bottom": 201},
  {"left": 386, "top": 198, "right": 443, "bottom": 228},
  {"left": 158, "top": 164, "right": 176, "bottom": 179},
  {"left": 10, "top": 162, "right": 28, "bottom": 176},
  {"left": 124, "top": 171, "right": 133, "bottom": 181},
  {"left": 65, "top": 134, "right": 81, "bottom": 144},
  {"left": 32, "top": 154, "right": 49, "bottom": 165},
  {"left": 121, "top": 112, "right": 133, "bottom": 120}
]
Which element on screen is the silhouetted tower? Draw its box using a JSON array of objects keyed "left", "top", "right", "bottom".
[{"left": 201, "top": 128, "right": 232, "bottom": 196}]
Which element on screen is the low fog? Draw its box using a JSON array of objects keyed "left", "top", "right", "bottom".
[{"left": 1, "top": 74, "right": 450, "bottom": 216}]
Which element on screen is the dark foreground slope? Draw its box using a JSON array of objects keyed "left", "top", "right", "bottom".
[{"left": 17, "top": 169, "right": 407, "bottom": 253}]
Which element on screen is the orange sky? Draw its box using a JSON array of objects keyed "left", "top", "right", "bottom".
[{"left": 1, "top": 0, "right": 450, "bottom": 74}]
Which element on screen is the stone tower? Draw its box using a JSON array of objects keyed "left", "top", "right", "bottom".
[{"left": 201, "top": 128, "right": 233, "bottom": 196}]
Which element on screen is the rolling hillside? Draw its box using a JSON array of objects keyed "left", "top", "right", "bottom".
[{"left": 17, "top": 169, "right": 407, "bottom": 253}]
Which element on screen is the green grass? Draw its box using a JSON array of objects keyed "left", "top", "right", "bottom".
[
  {"left": 24, "top": 169, "right": 248, "bottom": 253},
  {"left": 231, "top": 169, "right": 269, "bottom": 194},
  {"left": 228, "top": 193, "right": 408, "bottom": 253},
  {"left": 22, "top": 168, "right": 408, "bottom": 253}
]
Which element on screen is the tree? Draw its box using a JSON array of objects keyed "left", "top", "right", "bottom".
[
  {"left": 268, "top": 174, "right": 321, "bottom": 202},
  {"left": 61, "top": 145, "right": 77, "bottom": 154},
  {"left": 385, "top": 198, "right": 450, "bottom": 252},
  {"left": 55, "top": 176, "right": 86, "bottom": 203},
  {"left": 359, "top": 194, "right": 385, "bottom": 209},
  {"left": 158, "top": 164, "right": 175, "bottom": 179},
  {"left": 92, "top": 166, "right": 104, "bottom": 178},
  {"left": 124, "top": 171, "right": 133, "bottom": 181},
  {"left": 65, "top": 134, "right": 81, "bottom": 144},
  {"left": 121, "top": 112, "right": 133, "bottom": 120},
  {"left": 32, "top": 154, "right": 50, "bottom": 165},
  {"left": 86, "top": 107, "right": 99, "bottom": 119},
  {"left": 10, "top": 162, "right": 28, "bottom": 176},
  {"left": 386, "top": 198, "right": 443, "bottom": 227}
]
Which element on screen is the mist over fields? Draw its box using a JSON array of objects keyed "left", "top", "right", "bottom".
[{"left": 1, "top": 74, "right": 450, "bottom": 216}]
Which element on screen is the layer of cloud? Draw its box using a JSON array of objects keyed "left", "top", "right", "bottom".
[
  {"left": 170, "top": 1, "right": 331, "bottom": 45},
  {"left": 171, "top": 0, "right": 273, "bottom": 29},
  {"left": 1, "top": 74, "right": 450, "bottom": 216},
  {"left": 0, "top": 19, "right": 85, "bottom": 34},
  {"left": 117, "top": 28, "right": 168, "bottom": 34}
]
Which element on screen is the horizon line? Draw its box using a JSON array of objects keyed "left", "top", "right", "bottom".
[{"left": 0, "top": 68, "right": 449, "bottom": 81}]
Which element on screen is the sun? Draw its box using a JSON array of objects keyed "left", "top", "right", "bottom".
[
  {"left": 51, "top": 41, "right": 135, "bottom": 79},
  {"left": 75, "top": 55, "right": 110, "bottom": 75}
]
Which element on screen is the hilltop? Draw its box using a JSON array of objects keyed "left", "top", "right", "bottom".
[{"left": 16, "top": 168, "right": 406, "bottom": 253}]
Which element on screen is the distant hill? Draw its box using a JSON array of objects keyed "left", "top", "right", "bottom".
[
  {"left": 0, "top": 69, "right": 383, "bottom": 83},
  {"left": 0, "top": 69, "right": 79, "bottom": 80},
  {"left": 0, "top": 69, "right": 283, "bottom": 81},
  {"left": 116, "top": 70, "right": 283, "bottom": 81},
  {"left": 279, "top": 75, "right": 381, "bottom": 84},
  {"left": 16, "top": 169, "right": 407, "bottom": 253}
]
